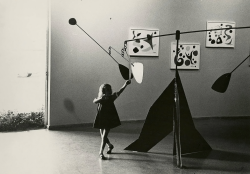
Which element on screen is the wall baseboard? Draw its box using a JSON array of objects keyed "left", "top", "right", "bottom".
[
  {"left": 47, "top": 116, "right": 250, "bottom": 130},
  {"left": 47, "top": 123, "right": 93, "bottom": 130}
]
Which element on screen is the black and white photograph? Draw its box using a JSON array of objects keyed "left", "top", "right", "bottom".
[{"left": 0, "top": 0, "right": 249, "bottom": 173}]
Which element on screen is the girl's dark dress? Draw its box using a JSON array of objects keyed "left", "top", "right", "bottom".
[{"left": 93, "top": 93, "right": 121, "bottom": 129}]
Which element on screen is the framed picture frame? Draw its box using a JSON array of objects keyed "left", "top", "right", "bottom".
[
  {"left": 128, "top": 28, "right": 159, "bottom": 56},
  {"left": 206, "top": 21, "right": 236, "bottom": 48},
  {"left": 170, "top": 42, "right": 200, "bottom": 70}
]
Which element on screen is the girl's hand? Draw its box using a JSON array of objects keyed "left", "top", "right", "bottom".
[{"left": 126, "top": 80, "right": 131, "bottom": 85}]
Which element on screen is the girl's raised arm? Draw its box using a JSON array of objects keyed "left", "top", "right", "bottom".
[{"left": 116, "top": 80, "right": 131, "bottom": 97}]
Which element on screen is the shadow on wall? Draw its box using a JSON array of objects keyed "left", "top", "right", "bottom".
[{"left": 64, "top": 98, "right": 82, "bottom": 123}]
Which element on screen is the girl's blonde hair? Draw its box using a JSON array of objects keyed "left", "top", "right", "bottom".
[{"left": 98, "top": 83, "right": 112, "bottom": 98}]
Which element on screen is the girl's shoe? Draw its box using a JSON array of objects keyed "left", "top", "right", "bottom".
[
  {"left": 107, "top": 144, "right": 114, "bottom": 154},
  {"left": 99, "top": 154, "right": 107, "bottom": 160}
]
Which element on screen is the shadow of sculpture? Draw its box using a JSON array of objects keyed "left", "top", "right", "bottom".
[
  {"left": 182, "top": 149, "right": 250, "bottom": 172},
  {"left": 184, "top": 149, "right": 250, "bottom": 163}
]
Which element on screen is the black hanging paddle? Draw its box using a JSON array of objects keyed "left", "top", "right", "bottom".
[
  {"left": 212, "top": 55, "right": 250, "bottom": 93},
  {"left": 211, "top": 73, "right": 231, "bottom": 93},
  {"left": 68, "top": 18, "right": 133, "bottom": 80},
  {"left": 119, "top": 64, "right": 133, "bottom": 80}
]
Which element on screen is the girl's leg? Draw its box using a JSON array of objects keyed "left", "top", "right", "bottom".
[
  {"left": 100, "top": 129, "right": 112, "bottom": 147},
  {"left": 106, "top": 137, "right": 112, "bottom": 147},
  {"left": 99, "top": 128, "right": 110, "bottom": 157},
  {"left": 101, "top": 129, "right": 114, "bottom": 154}
]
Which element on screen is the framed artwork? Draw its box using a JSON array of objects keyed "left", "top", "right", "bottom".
[
  {"left": 206, "top": 21, "right": 235, "bottom": 48},
  {"left": 171, "top": 42, "right": 200, "bottom": 70},
  {"left": 128, "top": 28, "right": 159, "bottom": 56}
]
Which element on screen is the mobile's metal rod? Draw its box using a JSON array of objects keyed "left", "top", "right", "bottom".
[
  {"left": 125, "top": 26, "right": 250, "bottom": 43},
  {"left": 109, "top": 46, "right": 134, "bottom": 67},
  {"left": 181, "top": 26, "right": 250, "bottom": 35},
  {"left": 231, "top": 54, "right": 250, "bottom": 73},
  {"left": 76, "top": 24, "right": 119, "bottom": 65}
]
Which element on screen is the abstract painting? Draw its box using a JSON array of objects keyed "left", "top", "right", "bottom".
[
  {"left": 171, "top": 43, "right": 200, "bottom": 69},
  {"left": 206, "top": 21, "right": 235, "bottom": 48},
  {"left": 128, "top": 28, "right": 159, "bottom": 56}
]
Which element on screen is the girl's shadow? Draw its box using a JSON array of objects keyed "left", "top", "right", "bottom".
[{"left": 64, "top": 98, "right": 81, "bottom": 123}]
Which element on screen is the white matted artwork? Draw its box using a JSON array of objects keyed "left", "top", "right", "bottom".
[
  {"left": 171, "top": 42, "right": 200, "bottom": 70},
  {"left": 206, "top": 21, "right": 235, "bottom": 48},
  {"left": 128, "top": 28, "right": 159, "bottom": 56}
]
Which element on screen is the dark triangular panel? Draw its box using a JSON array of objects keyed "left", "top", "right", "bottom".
[
  {"left": 125, "top": 71, "right": 212, "bottom": 154},
  {"left": 124, "top": 79, "right": 175, "bottom": 152},
  {"left": 173, "top": 71, "right": 212, "bottom": 155}
]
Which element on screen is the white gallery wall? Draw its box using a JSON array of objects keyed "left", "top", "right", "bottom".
[{"left": 49, "top": 0, "right": 250, "bottom": 127}]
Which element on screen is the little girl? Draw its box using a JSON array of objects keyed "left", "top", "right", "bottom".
[{"left": 93, "top": 80, "right": 131, "bottom": 160}]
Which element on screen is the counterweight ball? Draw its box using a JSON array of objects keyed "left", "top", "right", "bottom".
[{"left": 69, "top": 18, "right": 77, "bottom": 25}]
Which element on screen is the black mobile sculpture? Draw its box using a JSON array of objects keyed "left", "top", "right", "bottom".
[
  {"left": 69, "top": 18, "right": 250, "bottom": 168},
  {"left": 123, "top": 26, "right": 250, "bottom": 168},
  {"left": 68, "top": 18, "right": 133, "bottom": 80}
]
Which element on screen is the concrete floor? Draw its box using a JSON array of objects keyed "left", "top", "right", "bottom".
[{"left": 0, "top": 117, "right": 249, "bottom": 174}]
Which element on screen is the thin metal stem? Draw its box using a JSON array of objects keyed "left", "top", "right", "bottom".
[
  {"left": 174, "top": 30, "right": 182, "bottom": 168},
  {"left": 231, "top": 54, "right": 250, "bottom": 73},
  {"left": 76, "top": 24, "right": 119, "bottom": 65}
]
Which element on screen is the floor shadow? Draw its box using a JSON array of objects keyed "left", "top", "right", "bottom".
[
  {"left": 184, "top": 149, "right": 250, "bottom": 162},
  {"left": 182, "top": 149, "right": 250, "bottom": 173},
  {"left": 106, "top": 153, "right": 172, "bottom": 163},
  {"left": 111, "top": 152, "right": 152, "bottom": 157},
  {"left": 182, "top": 150, "right": 212, "bottom": 159},
  {"left": 147, "top": 151, "right": 173, "bottom": 156}
]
